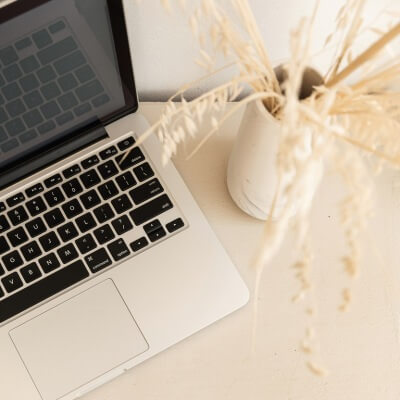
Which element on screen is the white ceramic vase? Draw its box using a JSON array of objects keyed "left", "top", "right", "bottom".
[{"left": 227, "top": 99, "right": 288, "bottom": 220}]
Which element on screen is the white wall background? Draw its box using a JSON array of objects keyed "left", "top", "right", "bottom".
[
  {"left": 0, "top": 0, "right": 397, "bottom": 100},
  {"left": 122, "top": 0, "right": 398, "bottom": 101}
]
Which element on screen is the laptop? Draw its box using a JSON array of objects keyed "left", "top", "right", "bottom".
[{"left": 0, "top": 1, "right": 249, "bottom": 399}]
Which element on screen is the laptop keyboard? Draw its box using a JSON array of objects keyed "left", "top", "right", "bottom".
[
  {"left": 0, "top": 18, "right": 109, "bottom": 156},
  {"left": 0, "top": 134, "right": 186, "bottom": 324}
]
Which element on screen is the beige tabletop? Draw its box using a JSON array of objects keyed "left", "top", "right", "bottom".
[{"left": 83, "top": 103, "right": 400, "bottom": 400}]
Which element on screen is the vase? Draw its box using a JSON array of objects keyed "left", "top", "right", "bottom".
[{"left": 227, "top": 99, "right": 289, "bottom": 220}]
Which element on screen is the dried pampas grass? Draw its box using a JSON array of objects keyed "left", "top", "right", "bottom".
[{"left": 128, "top": 0, "right": 400, "bottom": 374}]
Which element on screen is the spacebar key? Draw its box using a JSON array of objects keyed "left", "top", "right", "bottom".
[
  {"left": 0, "top": 261, "right": 89, "bottom": 323},
  {"left": 130, "top": 194, "right": 173, "bottom": 225}
]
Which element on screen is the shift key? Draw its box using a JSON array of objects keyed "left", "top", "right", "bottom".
[
  {"left": 129, "top": 178, "right": 163, "bottom": 205},
  {"left": 130, "top": 194, "right": 173, "bottom": 226}
]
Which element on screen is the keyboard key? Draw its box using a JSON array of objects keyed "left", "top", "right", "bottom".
[
  {"left": 2, "top": 272, "right": 23, "bottom": 293},
  {"left": 20, "top": 262, "right": 42, "bottom": 284},
  {"left": 76, "top": 212, "right": 97, "bottom": 233},
  {"left": 80, "top": 190, "right": 101, "bottom": 209},
  {"left": 99, "top": 146, "right": 118, "bottom": 160},
  {"left": 57, "top": 222, "right": 78, "bottom": 242},
  {"left": 54, "top": 50, "right": 85, "bottom": 75},
  {"left": 0, "top": 127, "right": 6, "bottom": 142},
  {"left": 39, "top": 231, "right": 60, "bottom": 252},
  {"left": 111, "top": 194, "right": 133, "bottom": 214},
  {"left": 0, "top": 286, "right": 3, "bottom": 298},
  {"left": 0, "top": 139, "right": 14, "bottom": 153},
  {"left": 0, "top": 264, "right": 4, "bottom": 276},
  {"left": 20, "top": 130, "right": 37, "bottom": 145},
  {"left": 6, "top": 192, "right": 25, "bottom": 207},
  {"left": 143, "top": 219, "right": 162, "bottom": 234},
  {"left": 6, "top": 98, "right": 26, "bottom": 117},
  {"left": 40, "top": 101, "right": 61, "bottom": 119},
  {"left": 0, "top": 215, "right": 10, "bottom": 233},
  {"left": 23, "top": 90, "right": 44, "bottom": 108},
  {"left": 148, "top": 227, "right": 166, "bottom": 242},
  {"left": 0, "top": 260, "right": 89, "bottom": 323},
  {"left": 129, "top": 178, "right": 164, "bottom": 205},
  {"left": 84, "top": 248, "right": 112, "bottom": 274},
  {"left": 57, "top": 243, "right": 79, "bottom": 264},
  {"left": 75, "top": 79, "right": 103, "bottom": 102},
  {"left": 20, "top": 55, "right": 40, "bottom": 73},
  {"left": 116, "top": 148, "right": 145, "bottom": 170},
  {"left": 8, "top": 206, "right": 29, "bottom": 225},
  {"left": 32, "top": 29, "right": 53, "bottom": 49},
  {"left": 5, "top": 117, "right": 25, "bottom": 136},
  {"left": 62, "top": 199, "right": 83, "bottom": 218},
  {"left": 26, "top": 196, "right": 47, "bottom": 216},
  {"left": 62, "top": 164, "right": 81, "bottom": 179},
  {"left": 93, "top": 204, "right": 114, "bottom": 224},
  {"left": 98, "top": 160, "right": 118, "bottom": 180},
  {"left": 58, "top": 92, "right": 78, "bottom": 111},
  {"left": 130, "top": 194, "right": 173, "bottom": 226},
  {"left": 166, "top": 218, "right": 185, "bottom": 233},
  {"left": 80, "top": 169, "right": 100, "bottom": 189},
  {"left": 0, "top": 236, "right": 10, "bottom": 255},
  {"left": 39, "top": 253, "right": 60, "bottom": 273},
  {"left": 2, "top": 82, "right": 22, "bottom": 101},
  {"left": 44, "top": 187, "right": 65, "bottom": 206},
  {"left": 44, "top": 173, "right": 62, "bottom": 188},
  {"left": 107, "top": 238, "right": 130, "bottom": 262},
  {"left": 41, "top": 82, "right": 61, "bottom": 100},
  {"left": 56, "top": 111, "right": 73, "bottom": 126},
  {"left": 15, "top": 37, "right": 32, "bottom": 51},
  {"left": 7, "top": 226, "right": 28, "bottom": 246},
  {"left": 26, "top": 183, "right": 44, "bottom": 198},
  {"left": 3, "top": 64, "right": 22, "bottom": 82},
  {"left": 76, "top": 233, "right": 97, "bottom": 255},
  {"left": 49, "top": 20, "right": 66, "bottom": 34},
  {"left": 21, "top": 131, "right": 37, "bottom": 146},
  {"left": 58, "top": 73, "right": 78, "bottom": 91},
  {"left": 116, "top": 171, "right": 136, "bottom": 191},
  {"left": 22, "top": 109, "right": 43, "bottom": 128},
  {"left": 20, "top": 74, "right": 40, "bottom": 92},
  {"left": 37, "top": 37, "right": 77, "bottom": 65},
  {"left": 0, "top": 202, "right": 6, "bottom": 212},
  {"left": 117, "top": 136, "right": 135, "bottom": 151},
  {"left": 133, "top": 162, "right": 154, "bottom": 182},
  {"left": 81, "top": 155, "right": 99, "bottom": 169},
  {"left": 62, "top": 178, "right": 83, "bottom": 198},
  {"left": 111, "top": 215, "right": 133, "bottom": 235},
  {"left": 73, "top": 102, "right": 91, "bottom": 117},
  {"left": 98, "top": 181, "right": 119, "bottom": 200},
  {"left": 38, "top": 120, "right": 56, "bottom": 134},
  {"left": 93, "top": 224, "right": 115, "bottom": 245},
  {"left": 0, "top": 46, "right": 18, "bottom": 66},
  {"left": 92, "top": 93, "right": 110, "bottom": 107},
  {"left": 0, "top": 107, "right": 7, "bottom": 123},
  {"left": 21, "top": 241, "right": 42, "bottom": 262},
  {"left": 44, "top": 208, "right": 65, "bottom": 228},
  {"left": 36, "top": 65, "right": 57, "bottom": 83},
  {"left": 130, "top": 237, "right": 149, "bottom": 252},
  {"left": 2, "top": 250, "right": 23, "bottom": 271},
  {"left": 26, "top": 217, "right": 46, "bottom": 238},
  {"left": 75, "top": 65, "right": 95, "bottom": 83}
]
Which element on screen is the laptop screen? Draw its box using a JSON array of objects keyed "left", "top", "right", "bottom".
[{"left": 0, "top": 0, "right": 136, "bottom": 178}]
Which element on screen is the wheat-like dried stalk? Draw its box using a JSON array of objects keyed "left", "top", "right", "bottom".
[{"left": 129, "top": 0, "right": 400, "bottom": 375}]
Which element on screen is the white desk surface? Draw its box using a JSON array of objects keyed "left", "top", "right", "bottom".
[{"left": 84, "top": 103, "right": 400, "bottom": 400}]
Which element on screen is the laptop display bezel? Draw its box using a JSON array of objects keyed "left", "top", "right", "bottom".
[{"left": 0, "top": 0, "right": 139, "bottom": 190}]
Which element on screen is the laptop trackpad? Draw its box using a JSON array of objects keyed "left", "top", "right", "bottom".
[{"left": 10, "top": 279, "right": 149, "bottom": 400}]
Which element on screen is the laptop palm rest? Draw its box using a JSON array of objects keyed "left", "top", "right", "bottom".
[{"left": 9, "top": 279, "right": 149, "bottom": 400}]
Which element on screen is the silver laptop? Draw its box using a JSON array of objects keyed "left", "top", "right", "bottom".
[{"left": 0, "top": 1, "right": 248, "bottom": 399}]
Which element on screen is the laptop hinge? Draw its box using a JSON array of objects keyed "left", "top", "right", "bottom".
[{"left": 0, "top": 125, "right": 108, "bottom": 191}]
